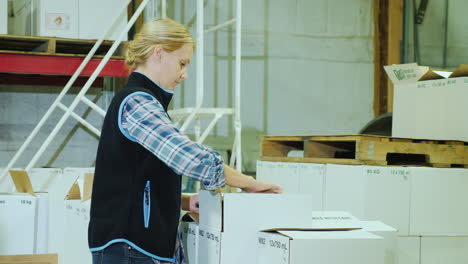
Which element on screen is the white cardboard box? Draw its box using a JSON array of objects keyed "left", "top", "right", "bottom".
[
  {"left": 49, "top": 168, "right": 94, "bottom": 264},
  {"left": 398, "top": 237, "right": 421, "bottom": 264},
  {"left": 409, "top": 167, "right": 468, "bottom": 235},
  {"left": 360, "top": 221, "right": 397, "bottom": 264},
  {"left": 78, "top": 0, "right": 128, "bottom": 41},
  {"left": 199, "top": 191, "right": 315, "bottom": 233},
  {"left": 10, "top": 0, "right": 127, "bottom": 40},
  {"left": 0, "top": 170, "right": 50, "bottom": 255},
  {"left": 0, "top": 0, "right": 7, "bottom": 34},
  {"left": 0, "top": 194, "right": 38, "bottom": 254},
  {"left": 198, "top": 191, "right": 315, "bottom": 264},
  {"left": 324, "top": 164, "right": 411, "bottom": 235},
  {"left": 420, "top": 236, "right": 468, "bottom": 264},
  {"left": 37, "top": 0, "right": 79, "bottom": 38},
  {"left": 257, "top": 230, "right": 384, "bottom": 264},
  {"left": 180, "top": 221, "right": 199, "bottom": 264},
  {"left": 385, "top": 63, "right": 468, "bottom": 141},
  {"left": 256, "top": 161, "right": 325, "bottom": 207}
]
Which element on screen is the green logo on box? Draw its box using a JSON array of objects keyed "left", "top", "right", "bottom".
[{"left": 393, "top": 69, "right": 406, "bottom": 80}]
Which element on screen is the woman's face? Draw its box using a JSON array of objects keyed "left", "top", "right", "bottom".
[{"left": 158, "top": 43, "right": 194, "bottom": 91}]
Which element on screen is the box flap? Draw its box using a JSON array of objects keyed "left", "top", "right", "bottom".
[
  {"left": 66, "top": 184, "right": 81, "bottom": 200},
  {"left": 199, "top": 190, "right": 223, "bottom": 231},
  {"left": 82, "top": 173, "right": 94, "bottom": 201},
  {"left": 223, "top": 192, "right": 314, "bottom": 233},
  {"left": 360, "top": 221, "right": 397, "bottom": 232},
  {"left": 65, "top": 172, "right": 93, "bottom": 201},
  {"left": 275, "top": 230, "right": 382, "bottom": 240},
  {"left": 262, "top": 227, "right": 361, "bottom": 232},
  {"left": 9, "top": 170, "right": 35, "bottom": 196},
  {"left": 384, "top": 63, "right": 427, "bottom": 84},
  {"left": 181, "top": 212, "right": 200, "bottom": 224},
  {"left": 449, "top": 64, "right": 468, "bottom": 78},
  {"left": 418, "top": 69, "right": 452, "bottom": 81}
]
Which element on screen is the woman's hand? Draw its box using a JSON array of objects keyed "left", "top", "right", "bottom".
[
  {"left": 188, "top": 194, "right": 199, "bottom": 213},
  {"left": 242, "top": 179, "right": 283, "bottom": 194},
  {"left": 181, "top": 193, "right": 199, "bottom": 213}
]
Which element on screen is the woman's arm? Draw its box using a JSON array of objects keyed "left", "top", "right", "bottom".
[{"left": 224, "top": 164, "right": 282, "bottom": 193}]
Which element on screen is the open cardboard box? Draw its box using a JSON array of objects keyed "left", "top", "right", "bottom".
[
  {"left": 180, "top": 213, "right": 199, "bottom": 264},
  {"left": 257, "top": 212, "right": 396, "bottom": 264},
  {"left": 198, "top": 190, "right": 315, "bottom": 264},
  {"left": 61, "top": 170, "right": 93, "bottom": 264},
  {"left": 385, "top": 63, "right": 468, "bottom": 141},
  {"left": 0, "top": 170, "right": 49, "bottom": 255}
]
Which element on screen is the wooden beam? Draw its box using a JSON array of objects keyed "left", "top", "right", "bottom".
[
  {"left": 127, "top": 0, "right": 145, "bottom": 39},
  {"left": 387, "top": 0, "right": 404, "bottom": 113},
  {"left": 373, "top": 0, "right": 403, "bottom": 117}
]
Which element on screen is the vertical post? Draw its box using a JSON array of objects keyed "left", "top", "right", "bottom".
[
  {"left": 387, "top": 0, "right": 403, "bottom": 113},
  {"left": 373, "top": 0, "right": 403, "bottom": 116},
  {"left": 162, "top": 0, "right": 167, "bottom": 18},
  {"left": 234, "top": 0, "right": 242, "bottom": 171}
]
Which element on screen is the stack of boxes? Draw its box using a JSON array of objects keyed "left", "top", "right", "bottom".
[
  {"left": 0, "top": 168, "right": 94, "bottom": 264},
  {"left": 257, "top": 161, "right": 468, "bottom": 264},
  {"left": 6, "top": 0, "right": 128, "bottom": 40},
  {"left": 255, "top": 63, "right": 468, "bottom": 263},
  {"left": 180, "top": 191, "right": 398, "bottom": 264}
]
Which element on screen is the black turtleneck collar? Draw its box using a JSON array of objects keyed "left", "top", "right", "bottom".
[{"left": 126, "top": 71, "right": 173, "bottom": 111}]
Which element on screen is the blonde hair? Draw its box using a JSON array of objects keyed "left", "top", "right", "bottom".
[{"left": 125, "top": 18, "right": 195, "bottom": 69}]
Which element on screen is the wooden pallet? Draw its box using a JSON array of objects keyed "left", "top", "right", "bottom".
[
  {"left": 0, "top": 34, "right": 125, "bottom": 58},
  {"left": 260, "top": 135, "right": 468, "bottom": 168}
]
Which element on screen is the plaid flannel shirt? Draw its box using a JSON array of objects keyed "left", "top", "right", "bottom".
[{"left": 121, "top": 93, "right": 225, "bottom": 190}]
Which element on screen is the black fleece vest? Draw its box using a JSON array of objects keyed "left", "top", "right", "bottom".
[{"left": 88, "top": 72, "right": 181, "bottom": 262}]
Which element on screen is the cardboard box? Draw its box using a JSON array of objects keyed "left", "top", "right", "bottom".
[
  {"left": 198, "top": 191, "right": 315, "bottom": 264},
  {"left": 360, "top": 221, "right": 397, "bottom": 264},
  {"left": 420, "top": 236, "right": 468, "bottom": 264},
  {"left": 78, "top": 0, "right": 128, "bottom": 41},
  {"left": 0, "top": 170, "right": 49, "bottom": 255},
  {"left": 398, "top": 237, "right": 421, "bottom": 264},
  {"left": 324, "top": 164, "right": 411, "bottom": 235},
  {"left": 385, "top": 63, "right": 468, "bottom": 141},
  {"left": 9, "top": 0, "right": 127, "bottom": 40},
  {"left": 36, "top": 0, "right": 79, "bottom": 38},
  {"left": 0, "top": 254, "right": 58, "bottom": 264},
  {"left": 199, "top": 190, "right": 315, "bottom": 233},
  {"left": 257, "top": 230, "right": 384, "bottom": 264},
  {"left": 409, "top": 167, "right": 468, "bottom": 235},
  {"left": 50, "top": 168, "right": 93, "bottom": 264},
  {"left": 0, "top": 0, "right": 7, "bottom": 34},
  {"left": 256, "top": 161, "right": 325, "bottom": 208},
  {"left": 180, "top": 218, "right": 199, "bottom": 264}
]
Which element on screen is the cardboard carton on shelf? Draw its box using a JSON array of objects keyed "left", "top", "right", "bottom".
[{"left": 385, "top": 63, "right": 468, "bottom": 142}]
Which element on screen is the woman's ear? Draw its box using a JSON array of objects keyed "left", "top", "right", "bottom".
[{"left": 153, "top": 45, "right": 163, "bottom": 61}]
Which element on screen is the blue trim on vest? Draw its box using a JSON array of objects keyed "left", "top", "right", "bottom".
[
  {"left": 118, "top": 91, "right": 154, "bottom": 142},
  {"left": 133, "top": 71, "right": 174, "bottom": 94},
  {"left": 90, "top": 239, "right": 176, "bottom": 263},
  {"left": 143, "top": 180, "right": 151, "bottom": 228}
]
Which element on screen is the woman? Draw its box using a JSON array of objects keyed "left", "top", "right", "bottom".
[{"left": 88, "top": 18, "right": 282, "bottom": 264}]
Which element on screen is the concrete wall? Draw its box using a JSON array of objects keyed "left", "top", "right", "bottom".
[
  {"left": 0, "top": 85, "right": 112, "bottom": 168},
  {"left": 404, "top": 0, "right": 468, "bottom": 68},
  {"left": 170, "top": 0, "right": 375, "bottom": 169},
  {"left": 1, "top": 0, "right": 376, "bottom": 171}
]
